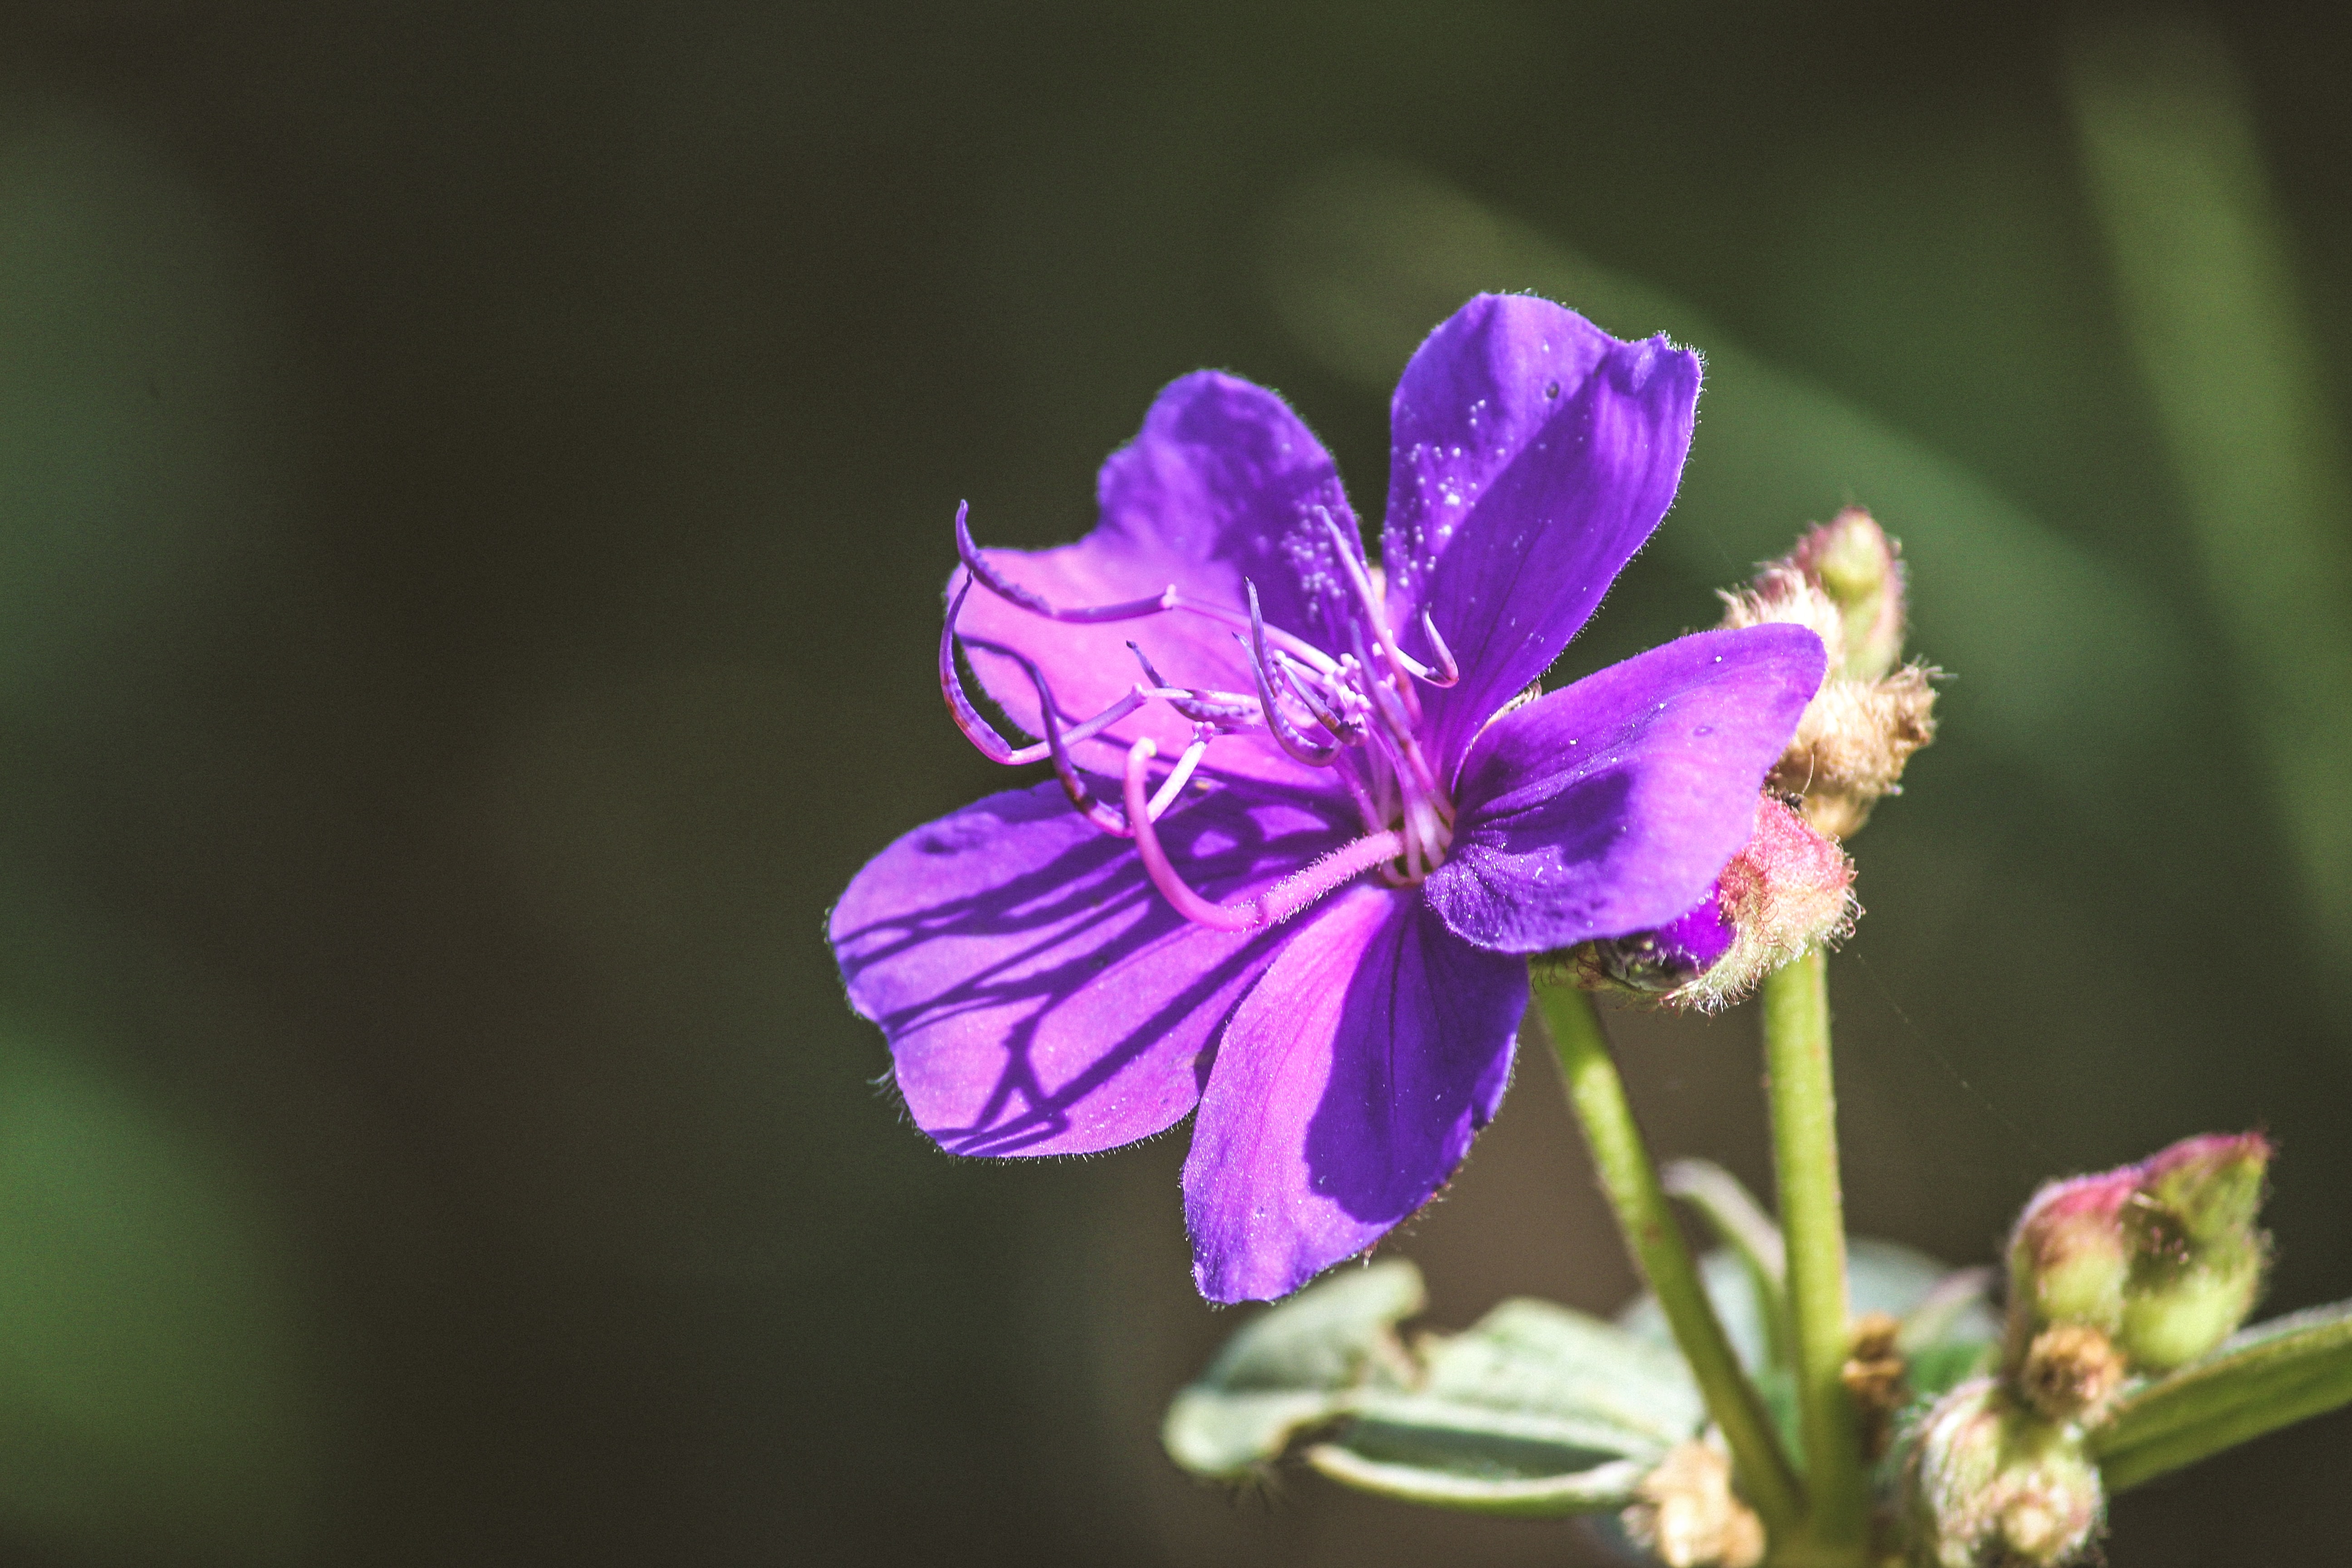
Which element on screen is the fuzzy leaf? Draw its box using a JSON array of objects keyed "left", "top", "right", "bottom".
[
  {"left": 2091, "top": 1297, "right": 2352, "bottom": 1491},
  {"left": 1161, "top": 1259, "right": 1424, "bottom": 1478},
  {"left": 1306, "top": 1297, "right": 1701, "bottom": 1516}
]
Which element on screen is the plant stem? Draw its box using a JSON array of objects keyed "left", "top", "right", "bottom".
[
  {"left": 1534, "top": 980, "right": 1806, "bottom": 1542},
  {"left": 1761, "top": 946, "right": 1868, "bottom": 1555}
]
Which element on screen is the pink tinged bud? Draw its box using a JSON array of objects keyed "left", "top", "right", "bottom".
[
  {"left": 2004, "top": 1132, "right": 2272, "bottom": 1374},
  {"left": 2118, "top": 1132, "right": 2273, "bottom": 1371},
  {"left": 2009, "top": 1171, "right": 2137, "bottom": 1337},
  {"left": 2138, "top": 1131, "right": 2271, "bottom": 1249},
  {"left": 1789, "top": 507, "right": 1908, "bottom": 681},
  {"left": 1577, "top": 795, "right": 1857, "bottom": 1012},
  {"left": 1902, "top": 1379, "right": 2105, "bottom": 1568}
]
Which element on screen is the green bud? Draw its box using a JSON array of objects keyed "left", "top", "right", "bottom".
[
  {"left": 2119, "top": 1241, "right": 2267, "bottom": 1372},
  {"left": 2005, "top": 1132, "right": 2272, "bottom": 1373},
  {"left": 2008, "top": 1180, "right": 2134, "bottom": 1339},
  {"left": 1902, "top": 1379, "right": 2104, "bottom": 1568},
  {"left": 1791, "top": 507, "right": 1907, "bottom": 681},
  {"left": 2139, "top": 1132, "right": 2270, "bottom": 1249}
]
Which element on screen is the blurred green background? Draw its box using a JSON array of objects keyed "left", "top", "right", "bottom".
[{"left": 0, "top": 2, "right": 2345, "bottom": 1564}]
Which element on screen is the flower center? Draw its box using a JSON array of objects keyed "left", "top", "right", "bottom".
[{"left": 943, "top": 504, "right": 1461, "bottom": 927}]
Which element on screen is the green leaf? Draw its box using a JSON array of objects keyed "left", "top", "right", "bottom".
[
  {"left": 1615, "top": 1240, "right": 1999, "bottom": 1455},
  {"left": 1898, "top": 1267, "right": 2002, "bottom": 1401},
  {"left": 1618, "top": 1247, "right": 1777, "bottom": 1377},
  {"left": 1307, "top": 1298, "right": 1703, "bottom": 1516},
  {"left": 1161, "top": 1259, "right": 1424, "bottom": 1479},
  {"left": 2090, "top": 1297, "right": 2352, "bottom": 1491}
]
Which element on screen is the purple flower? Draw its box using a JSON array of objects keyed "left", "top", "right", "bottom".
[{"left": 830, "top": 295, "right": 1825, "bottom": 1302}]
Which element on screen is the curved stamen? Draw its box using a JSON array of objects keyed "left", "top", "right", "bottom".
[
  {"left": 1244, "top": 582, "right": 1339, "bottom": 767},
  {"left": 1270, "top": 649, "right": 1357, "bottom": 740},
  {"left": 957, "top": 503, "right": 1343, "bottom": 676},
  {"left": 1366, "top": 671, "right": 1447, "bottom": 808},
  {"left": 1124, "top": 643, "right": 1262, "bottom": 729},
  {"left": 1124, "top": 739, "right": 1403, "bottom": 931},
  {"left": 1026, "top": 657, "right": 1132, "bottom": 838},
  {"left": 957, "top": 502, "right": 1176, "bottom": 623},
  {"left": 1313, "top": 507, "right": 1423, "bottom": 723},
  {"left": 940, "top": 577, "right": 1150, "bottom": 765},
  {"left": 1412, "top": 608, "right": 1461, "bottom": 688}
]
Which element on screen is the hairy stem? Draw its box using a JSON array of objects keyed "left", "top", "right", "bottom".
[
  {"left": 1534, "top": 980, "right": 1806, "bottom": 1541},
  {"left": 1762, "top": 947, "right": 1868, "bottom": 1556}
]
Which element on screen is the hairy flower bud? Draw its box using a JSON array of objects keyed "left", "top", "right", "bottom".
[
  {"left": 2117, "top": 1133, "right": 2272, "bottom": 1370},
  {"left": 2008, "top": 1171, "right": 2136, "bottom": 1339},
  {"left": 1790, "top": 506, "right": 1907, "bottom": 681},
  {"left": 1902, "top": 1379, "right": 2105, "bottom": 1568},
  {"left": 1568, "top": 795, "right": 1856, "bottom": 1012},
  {"left": 2005, "top": 1132, "right": 2272, "bottom": 1375},
  {"left": 1720, "top": 511, "right": 1937, "bottom": 838}
]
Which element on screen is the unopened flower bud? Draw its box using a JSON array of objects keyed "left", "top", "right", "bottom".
[
  {"left": 1790, "top": 507, "right": 1907, "bottom": 681},
  {"left": 2008, "top": 1171, "right": 2136, "bottom": 1339},
  {"left": 2005, "top": 1132, "right": 2272, "bottom": 1375},
  {"left": 1720, "top": 512, "right": 1937, "bottom": 838},
  {"left": 2017, "top": 1323, "right": 2127, "bottom": 1424},
  {"left": 1902, "top": 1379, "right": 2104, "bottom": 1568},
  {"left": 2137, "top": 1132, "right": 2271, "bottom": 1250},
  {"left": 1621, "top": 1435, "right": 1764, "bottom": 1568},
  {"left": 1568, "top": 795, "right": 1856, "bottom": 1012},
  {"left": 1767, "top": 666, "right": 1938, "bottom": 839},
  {"left": 2117, "top": 1133, "right": 2272, "bottom": 1371}
]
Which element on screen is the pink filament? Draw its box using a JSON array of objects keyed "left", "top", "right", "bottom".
[{"left": 1123, "top": 739, "right": 1403, "bottom": 931}]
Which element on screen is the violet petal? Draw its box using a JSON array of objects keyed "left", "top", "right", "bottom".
[
  {"left": 1181, "top": 884, "right": 1528, "bottom": 1303},
  {"left": 1422, "top": 624, "right": 1825, "bottom": 955},
  {"left": 831, "top": 779, "right": 1355, "bottom": 1156},
  {"left": 1381, "top": 295, "right": 1701, "bottom": 779},
  {"left": 956, "top": 372, "right": 1361, "bottom": 788}
]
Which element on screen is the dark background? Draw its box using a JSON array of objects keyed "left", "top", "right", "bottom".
[{"left": 0, "top": 2, "right": 2346, "bottom": 1564}]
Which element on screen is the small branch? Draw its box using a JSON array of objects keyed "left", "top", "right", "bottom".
[
  {"left": 1534, "top": 981, "right": 1807, "bottom": 1542},
  {"left": 1761, "top": 947, "right": 1869, "bottom": 1553}
]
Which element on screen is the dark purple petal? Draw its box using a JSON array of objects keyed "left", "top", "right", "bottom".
[
  {"left": 1649, "top": 889, "right": 1737, "bottom": 972},
  {"left": 831, "top": 779, "right": 1355, "bottom": 1157},
  {"left": 1422, "top": 624, "right": 1825, "bottom": 955},
  {"left": 1181, "top": 886, "right": 1528, "bottom": 1303},
  {"left": 957, "top": 372, "right": 1361, "bottom": 787},
  {"left": 1381, "top": 295, "right": 1702, "bottom": 778}
]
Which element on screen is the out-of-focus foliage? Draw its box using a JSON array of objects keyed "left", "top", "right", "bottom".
[
  {"left": 0, "top": 3, "right": 2343, "bottom": 1566},
  {"left": 0, "top": 1029, "right": 314, "bottom": 1564}
]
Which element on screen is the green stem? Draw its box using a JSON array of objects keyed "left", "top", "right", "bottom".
[
  {"left": 1534, "top": 980, "right": 1806, "bottom": 1542},
  {"left": 1761, "top": 947, "right": 1868, "bottom": 1555}
]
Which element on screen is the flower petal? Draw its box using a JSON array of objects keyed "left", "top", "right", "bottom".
[
  {"left": 831, "top": 779, "right": 1355, "bottom": 1156},
  {"left": 1181, "top": 885, "right": 1528, "bottom": 1303},
  {"left": 957, "top": 371, "right": 1362, "bottom": 786},
  {"left": 1382, "top": 294, "right": 1702, "bottom": 778},
  {"left": 1422, "top": 624, "right": 1826, "bottom": 955}
]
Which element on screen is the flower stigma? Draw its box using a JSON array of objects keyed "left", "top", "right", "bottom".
[{"left": 943, "top": 502, "right": 1462, "bottom": 929}]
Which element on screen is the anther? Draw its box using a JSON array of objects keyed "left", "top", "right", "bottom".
[
  {"left": 956, "top": 502, "right": 1176, "bottom": 623},
  {"left": 940, "top": 577, "right": 1149, "bottom": 767},
  {"left": 1244, "top": 582, "right": 1339, "bottom": 767}
]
